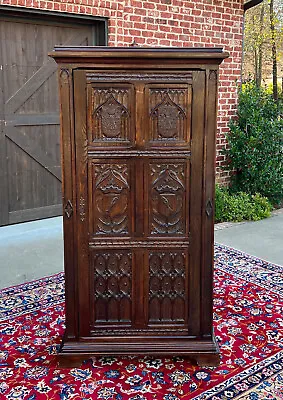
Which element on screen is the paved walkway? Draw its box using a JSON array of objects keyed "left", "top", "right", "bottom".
[
  {"left": 215, "top": 209, "right": 283, "bottom": 266},
  {"left": 0, "top": 217, "right": 63, "bottom": 289},
  {"left": 0, "top": 211, "right": 282, "bottom": 289}
]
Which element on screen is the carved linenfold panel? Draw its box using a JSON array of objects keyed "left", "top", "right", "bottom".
[
  {"left": 88, "top": 86, "right": 133, "bottom": 144},
  {"left": 148, "top": 88, "right": 189, "bottom": 144},
  {"left": 92, "top": 252, "right": 132, "bottom": 323},
  {"left": 149, "top": 252, "right": 186, "bottom": 323},
  {"left": 149, "top": 163, "right": 186, "bottom": 235},
  {"left": 92, "top": 163, "right": 130, "bottom": 235}
]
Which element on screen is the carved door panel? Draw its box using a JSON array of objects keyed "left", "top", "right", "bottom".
[{"left": 74, "top": 70, "right": 205, "bottom": 338}]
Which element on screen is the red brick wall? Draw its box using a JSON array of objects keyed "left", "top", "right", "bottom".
[{"left": 0, "top": 0, "right": 244, "bottom": 183}]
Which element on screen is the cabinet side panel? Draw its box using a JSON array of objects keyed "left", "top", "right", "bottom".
[
  {"left": 189, "top": 70, "right": 206, "bottom": 336},
  {"left": 59, "top": 67, "right": 77, "bottom": 339},
  {"left": 201, "top": 69, "right": 218, "bottom": 337},
  {"left": 73, "top": 70, "right": 90, "bottom": 337}
]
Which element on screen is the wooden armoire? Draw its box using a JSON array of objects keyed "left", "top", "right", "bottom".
[{"left": 50, "top": 47, "right": 228, "bottom": 367}]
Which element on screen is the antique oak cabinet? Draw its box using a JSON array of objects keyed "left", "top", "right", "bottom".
[{"left": 50, "top": 47, "right": 228, "bottom": 367}]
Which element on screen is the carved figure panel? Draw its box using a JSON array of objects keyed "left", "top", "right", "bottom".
[
  {"left": 148, "top": 252, "right": 186, "bottom": 323},
  {"left": 149, "top": 162, "right": 187, "bottom": 235},
  {"left": 92, "top": 252, "right": 132, "bottom": 323},
  {"left": 88, "top": 86, "right": 133, "bottom": 145},
  {"left": 92, "top": 163, "right": 131, "bottom": 235},
  {"left": 148, "top": 87, "right": 190, "bottom": 144}
]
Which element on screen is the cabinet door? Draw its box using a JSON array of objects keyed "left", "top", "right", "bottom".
[{"left": 73, "top": 70, "right": 206, "bottom": 338}]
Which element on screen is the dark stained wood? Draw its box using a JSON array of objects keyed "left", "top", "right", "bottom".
[
  {"left": 51, "top": 47, "right": 228, "bottom": 366},
  {"left": 50, "top": 46, "right": 228, "bottom": 57},
  {"left": 59, "top": 67, "right": 77, "bottom": 340},
  {"left": 201, "top": 69, "right": 218, "bottom": 337},
  {"left": 189, "top": 71, "right": 206, "bottom": 337},
  {"left": 0, "top": 13, "right": 105, "bottom": 226},
  {"left": 73, "top": 70, "right": 90, "bottom": 338}
]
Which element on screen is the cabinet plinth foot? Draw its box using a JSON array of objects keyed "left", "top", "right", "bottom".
[{"left": 193, "top": 353, "right": 220, "bottom": 367}]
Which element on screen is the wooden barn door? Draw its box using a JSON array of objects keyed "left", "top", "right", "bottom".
[{"left": 0, "top": 15, "right": 98, "bottom": 225}]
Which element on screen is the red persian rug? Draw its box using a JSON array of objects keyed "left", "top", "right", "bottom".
[{"left": 0, "top": 244, "right": 282, "bottom": 400}]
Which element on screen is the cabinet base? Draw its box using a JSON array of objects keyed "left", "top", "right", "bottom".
[{"left": 57, "top": 335, "right": 220, "bottom": 368}]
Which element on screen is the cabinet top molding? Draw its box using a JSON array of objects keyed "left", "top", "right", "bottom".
[{"left": 49, "top": 46, "right": 229, "bottom": 65}]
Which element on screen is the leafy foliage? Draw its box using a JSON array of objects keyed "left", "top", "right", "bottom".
[
  {"left": 243, "top": 0, "right": 283, "bottom": 88},
  {"left": 215, "top": 185, "right": 272, "bottom": 223},
  {"left": 223, "top": 81, "right": 283, "bottom": 205}
]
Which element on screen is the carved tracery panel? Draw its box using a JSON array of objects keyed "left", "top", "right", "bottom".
[
  {"left": 148, "top": 251, "right": 186, "bottom": 323},
  {"left": 92, "top": 251, "right": 132, "bottom": 324},
  {"left": 88, "top": 85, "right": 134, "bottom": 145},
  {"left": 147, "top": 87, "right": 190, "bottom": 145}
]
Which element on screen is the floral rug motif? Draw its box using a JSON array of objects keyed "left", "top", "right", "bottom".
[{"left": 0, "top": 244, "right": 282, "bottom": 399}]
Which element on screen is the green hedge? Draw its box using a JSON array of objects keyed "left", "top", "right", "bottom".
[
  {"left": 223, "top": 81, "right": 283, "bottom": 205},
  {"left": 215, "top": 185, "right": 272, "bottom": 223}
]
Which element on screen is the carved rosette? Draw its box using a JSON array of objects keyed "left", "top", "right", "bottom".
[
  {"left": 90, "top": 87, "right": 131, "bottom": 143},
  {"left": 93, "top": 163, "right": 130, "bottom": 235},
  {"left": 93, "top": 252, "right": 132, "bottom": 323},
  {"left": 149, "top": 252, "right": 186, "bottom": 323},
  {"left": 150, "top": 163, "right": 185, "bottom": 235},
  {"left": 149, "top": 89, "right": 187, "bottom": 143}
]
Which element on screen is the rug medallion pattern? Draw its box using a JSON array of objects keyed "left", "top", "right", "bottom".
[{"left": 0, "top": 244, "right": 282, "bottom": 399}]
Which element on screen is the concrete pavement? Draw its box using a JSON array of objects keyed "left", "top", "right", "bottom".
[
  {"left": 0, "top": 217, "right": 64, "bottom": 289},
  {"left": 0, "top": 211, "right": 282, "bottom": 289},
  {"left": 214, "top": 210, "right": 283, "bottom": 266}
]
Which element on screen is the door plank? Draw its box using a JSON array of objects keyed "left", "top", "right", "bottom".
[
  {"left": 0, "top": 40, "right": 9, "bottom": 225},
  {"left": 5, "top": 30, "right": 90, "bottom": 115},
  {"left": 0, "top": 17, "right": 96, "bottom": 225},
  {"left": 9, "top": 204, "right": 62, "bottom": 224},
  {"left": 5, "top": 126, "right": 61, "bottom": 181},
  {"left": 5, "top": 58, "right": 57, "bottom": 114},
  {"left": 6, "top": 113, "right": 60, "bottom": 126}
]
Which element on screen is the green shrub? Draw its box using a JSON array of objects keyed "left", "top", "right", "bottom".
[
  {"left": 223, "top": 81, "right": 283, "bottom": 205},
  {"left": 215, "top": 185, "right": 272, "bottom": 223}
]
